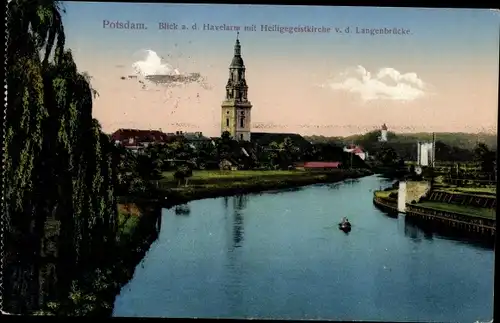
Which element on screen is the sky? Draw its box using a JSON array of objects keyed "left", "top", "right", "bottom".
[{"left": 61, "top": 2, "right": 500, "bottom": 137}]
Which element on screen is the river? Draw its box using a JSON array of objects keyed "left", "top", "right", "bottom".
[{"left": 113, "top": 175, "right": 494, "bottom": 322}]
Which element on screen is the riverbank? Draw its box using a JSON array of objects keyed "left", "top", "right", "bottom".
[
  {"left": 373, "top": 186, "right": 496, "bottom": 238},
  {"left": 371, "top": 166, "right": 409, "bottom": 179},
  {"left": 158, "top": 169, "right": 373, "bottom": 206},
  {"left": 373, "top": 189, "right": 399, "bottom": 214}
]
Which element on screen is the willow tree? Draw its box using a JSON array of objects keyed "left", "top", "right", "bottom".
[{"left": 5, "top": 0, "right": 118, "bottom": 313}]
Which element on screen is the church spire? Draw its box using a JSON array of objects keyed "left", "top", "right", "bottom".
[
  {"left": 230, "top": 33, "right": 244, "bottom": 68},
  {"left": 234, "top": 32, "right": 241, "bottom": 56}
]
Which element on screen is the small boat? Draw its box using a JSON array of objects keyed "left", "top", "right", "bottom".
[{"left": 339, "top": 218, "right": 352, "bottom": 231}]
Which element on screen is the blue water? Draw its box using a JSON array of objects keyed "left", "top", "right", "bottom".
[{"left": 113, "top": 175, "right": 494, "bottom": 322}]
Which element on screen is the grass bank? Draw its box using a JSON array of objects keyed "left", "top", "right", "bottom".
[
  {"left": 414, "top": 201, "right": 496, "bottom": 220},
  {"left": 433, "top": 185, "right": 496, "bottom": 196},
  {"left": 374, "top": 189, "right": 397, "bottom": 201},
  {"left": 158, "top": 169, "right": 373, "bottom": 205},
  {"left": 373, "top": 188, "right": 496, "bottom": 219}
]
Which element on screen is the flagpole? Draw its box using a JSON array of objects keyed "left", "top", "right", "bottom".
[
  {"left": 432, "top": 132, "right": 436, "bottom": 168},
  {"left": 350, "top": 140, "right": 353, "bottom": 169}
]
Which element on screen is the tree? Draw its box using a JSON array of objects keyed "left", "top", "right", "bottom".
[
  {"left": 173, "top": 165, "right": 193, "bottom": 187},
  {"left": 135, "top": 153, "right": 163, "bottom": 181},
  {"left": 195, "top": 141, "right": 217, "bottom": 169},
  {"left": 474, "top": 143, "right": 496, "bottom": 175},
  {"left": 5, "top": 0, "right": 119, "bottom": 313},
  {"left": 279, "top": 137, "right": 300, "bottom": 167},
  {"left": 376, "top": 146, "right": 399, "bottom": 166},
  {"left": 216, "top": 131, "right": 236, "bottom": 161},
  {"left": 267, "top": 141, "right": 281, "bottom": 169}
]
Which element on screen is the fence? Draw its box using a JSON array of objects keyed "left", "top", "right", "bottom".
[
  {"left": 405, "top": 204, "right": 496, "bottom": 236},
  {"left": 372, "top": 193, "right": 496, "bottom": 237},
  {"left": 427, "top": 191, "right": 496, "bottom": 208}
]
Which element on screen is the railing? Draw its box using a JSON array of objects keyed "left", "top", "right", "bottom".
[
  {"left": 444, "top": 178, "right": 496, "bottom": 187},
  {"left": 373, "top": 195, "right": 399, "bottom": 213},
  {"left": 373, "top": 193, "right": 496, "bottom": 235},
  {"left": 428, "top": 191, "right": 496, "bottom": 208},
  {"left": 405, "top": 204, "right": 496, "bottom": 235}
]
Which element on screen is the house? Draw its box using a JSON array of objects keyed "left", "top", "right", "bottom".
[
  {"left": 111, "top": 128, "right": 169, "bottom": 150},
  {"left": 343, "top": 145, "right": 368, "bottom": 161},
  {"left": 181, "top": 131, "right": 214, "bottom": 149},
  {"left": 296, "top": 161, "right": 342, "bottom": 171}
]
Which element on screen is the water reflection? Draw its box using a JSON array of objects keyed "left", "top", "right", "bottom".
[
  {"left": 113, "top": 176, "right": 494, "bottom": 321},
  {"left": 373, "top": 203, "right": 399, "bottom": 219},
  {"left": 261, "top": 187, "right": 303, "bottom": 195},
  {"left": 343, "top": 178, "right": 360, "bottom": 185},
  {"left": 327, "top": 182, "right": 342, "bottom": 190},
  {"left": 156, "top": 211, "right": 162, "bottom": 233},
  {"left": 403, "top": 215, "right": 494, "bottom": 250},
  {"left": 221, "top": 196, "right": 247, "bottom": 314},
  {"left": 232, "top": 195, "right": 248, "bottom": 248},
  {"left": 222, "top": 195, "right": 248, "bottom": 249},
  {"left": 234, "top": 195, "right": 248, "bottom": 212},
  {"left": 403, "top": 216, "right": 422, "bottom": 242},
  {"left": 174, "top": 204, "right": 191, "bottom": 216}
]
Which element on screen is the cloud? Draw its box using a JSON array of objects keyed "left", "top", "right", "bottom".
[
  {"left": 130, "top": 49, "right": 211, "bottom": 89},
  {"left": 324, "top": 65, "right": 428, "bottom": 102},
  {"left": 132, "top": 49, "right": 179, "bottom": 76}
]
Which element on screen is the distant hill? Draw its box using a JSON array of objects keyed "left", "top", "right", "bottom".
[{"left": 305, "top": 132, "right": 497, "bottom": 151}]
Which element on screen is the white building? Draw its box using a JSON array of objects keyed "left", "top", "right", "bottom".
[
  {"left": 344, "top": 145, "right": 368, "bottom": 160},
  {"left": 417, "top": 142, "right": 435, "bottom": 166},
  {"left": 379, "top": 123, "right": 388, "bottom": 142}
]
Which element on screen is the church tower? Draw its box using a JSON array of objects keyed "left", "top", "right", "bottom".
[
  {"left": 221, "top": 33, "right": 252, "bottom": 141},
  {"left": 380, "top": 123, "right": 388, "bottom": 142}
]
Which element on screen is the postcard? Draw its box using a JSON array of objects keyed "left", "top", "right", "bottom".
[{"left": 3, "top": 1, "right": 498, "bottom": 321}]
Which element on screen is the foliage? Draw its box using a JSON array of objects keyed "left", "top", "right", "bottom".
[
  {"left": 373, "top": 145, "right": 399, "bottom": 166},
  {"left": 5, "top": 0, "right": 118, "bottom": 313},
  {"left": 305, "top": 131, "right": 497, "bottom": 162},
  {"left": 307, "top": 131, "right": 497, "bottom": 151},
  {"left": 173, "top": 165, "right": 193, "bottom": 186},
  {"left": 474, "top": 143, "right": 496, "bottom": 174},
  {"left": 117, "top": 132, "right": 372, "bottom": 180}
]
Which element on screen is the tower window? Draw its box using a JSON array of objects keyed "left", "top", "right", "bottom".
[
  {"left": 240, "top": 117, "right": 245, "bottom": 128},
  {"left": 226, "top": 118, "right": 230, "bottom": 127},
  {"left": 226, "top": 111, "right": 229, "bottom": 114},
  {"left": 240, "top": 134, "right": 244, "bottom": 140}
]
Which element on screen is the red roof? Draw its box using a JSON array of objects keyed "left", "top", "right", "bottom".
[
  {"left": 303, "top": 162, "right": 341, "bottom": 168},
  {"left": 347, "top": 145, "right": 364, "bottom": 153},
  {"left": 111, "top": 129, "right": 168, "bottom": 143},
  {"left": 381, "top": 123, "right": 388, "bottom": 130}
]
